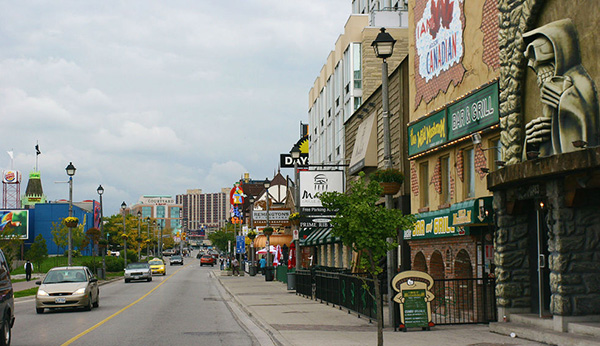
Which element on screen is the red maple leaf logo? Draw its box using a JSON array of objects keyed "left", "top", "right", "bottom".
[{"left": 427, "top": 0, "right": 454, "bottom": 37}]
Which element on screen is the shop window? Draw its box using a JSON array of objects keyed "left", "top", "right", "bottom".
[
  {"left": 419, "top": 161, "right": 429, "bottom": 209},
  {"left": 463, "top": 148, "right": 475, "bottom": 199},
  {"left": 440, "top": 155, "right": 451, "bottom": 206}
]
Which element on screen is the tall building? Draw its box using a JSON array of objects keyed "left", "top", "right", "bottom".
[
  {"left": 308, "top": 2, "right": 408, "bottom": 166},
  {"left": 130, "top": 195, "right": 182, "bottom": 231},
  {"left": 176, "top": 189, "right": 229, "bottom": 232}
]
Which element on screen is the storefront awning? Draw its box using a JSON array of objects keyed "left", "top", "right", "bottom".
[
  {"left": 406, "top": 196, "right": 494, "bottom": 241},
  {"left": 300, "top": 228, "right": 323, "bottom": 246},
  {"left": 309, "top": 228, "right": 329, "bottom": 246},
  {"left": 348, "top": 113, "right": 378, "bottom": 175}
]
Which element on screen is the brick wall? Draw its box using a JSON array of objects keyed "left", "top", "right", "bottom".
[
  {"left": 481, "top": 0, "right": 500, "bottom": 70},
  {"left": 408, "top": 236, "right": 478, "bottom": 279}
]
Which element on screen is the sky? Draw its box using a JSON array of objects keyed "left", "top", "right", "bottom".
[{"left": 0, "top": 1, "right": 351, "bottom": 215}]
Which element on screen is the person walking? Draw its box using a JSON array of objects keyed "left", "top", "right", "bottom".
[
  {"left": 259, "top": 256, "right": 266, "bottom": 275},
  {"left": 24, "top": 260, "right": 33, "bottom": 281},
  {"left": 232, "top": 257, "right": 240, "bottom": 276}
]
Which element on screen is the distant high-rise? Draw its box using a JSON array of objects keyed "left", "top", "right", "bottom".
[{"left": 176, "top": 189, "right": 230, "bottom": 231}]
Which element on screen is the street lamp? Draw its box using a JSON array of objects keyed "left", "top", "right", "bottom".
[
  {"left": 137, "top": 210, "right": 142, "bottom": 260},
  {"left": 66, "top": 162, "right": 76, "bottom": 266},
  {"left": 290, "top": 146, "right": 302, "bottom": 270},
  {"left": 248, "top": 196, "right": 256, "bottom": 275},
  {"left": 97, "top": 185, "right": 106, "bottom": 279},
  {"left": 373, "top": 27, "right": 397, "bottom": 328},
  {"left": 264, "top": 179, "right": 273, "bottom": 281},
  {"left": 152, "top": 220, "right": 157, "bottom": 256},
  {"left": 146, "top": 217, "right": 151, "bottom": 258},
  {"left": 121, "top": 201, "right": 127, "bottom": 268}
]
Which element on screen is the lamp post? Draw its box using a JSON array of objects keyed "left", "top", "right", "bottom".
[
  {"left": 159, "top": 222, "right": 164, "bottom": 259},
  {"left": 290, "top": 146, "right": 302, "bottom": 270},
  {"left": 152, "top": 220, "right": 157, "bottom": 256},
  {"left": 372, "top": 27, "right": 397, "bottom": 328},
  {"left": 136, "top": 211, "right": 142, "bottom": 260},
  {"left": 264, "top": 179, "right": 273, "bottom": 281},
  {"left": 121, "top": 201, "right": 127, "bottom": 268},
  {"left": 65, "top": 162, "right": 76, "bottom": 266},
  {"left": 146, "top": 217, "right": 150, "bottom": 258},
  {"left": 97, "top": 185, "right": 106, "bottom": 279}
]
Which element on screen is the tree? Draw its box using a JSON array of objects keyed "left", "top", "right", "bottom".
[
  {"left": 320, "top": 172, "right": 414, "bottom": 346},
  {"left": 51, "top": 221, "right": 68, "bottom": 257},
  {"left": 208, "top": 228, "right": 235, "bottom": 253},
  {"left": 26, "top": 234, "right": 48, "bottom": 272},
  {"left": 0, "top": 228, "right": 24, "bottom": 269}
]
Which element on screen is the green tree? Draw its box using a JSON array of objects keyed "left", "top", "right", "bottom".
[
  {"left": 320, "top": 172, "right": 414, "bottom": 346},
  {"left": 0, "top": 228, "right": 24, "bottom": 269},
  {"left": 26, "top": 234, "right": 48, "bottom": 272},
  {"left": 51, "top": 221, "right": 68, "bottom": 258},
  {"left": 208, "top": 227, "right": 235, "bottom": 253}
]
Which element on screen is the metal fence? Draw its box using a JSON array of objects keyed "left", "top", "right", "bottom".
[
  {"left": 427, "top": 278, "right": 496, "bottom": 325},
  {"left": 295, "top": 269, "right": 379, "bottom": 322}
]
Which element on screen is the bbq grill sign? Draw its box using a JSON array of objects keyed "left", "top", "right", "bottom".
[{"left": 416, "top": 0, "right": 464, "bottom": 82}]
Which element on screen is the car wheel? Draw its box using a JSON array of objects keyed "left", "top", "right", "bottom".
[
  {"left": 93, "top": 294, "right": 99, "bottom": 308},
  {"left": 125, "top": 279, "right": 130, "bottom": 283},
  {"left": 147, "top": 277, "right": 152, "bottom": 282},
  {"left": 0, "top": 313, "right": 11, "bottom": 346},
  {"left": 85, "top": 295, "right": 92, "bottom": 311},
  {"left": 36, "top": 307, "right": 44, "bottom": 314}
]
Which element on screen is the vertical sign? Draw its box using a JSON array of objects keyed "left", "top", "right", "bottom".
[{"left": 235, "top": 235, "right": 245, "bottom": 254}]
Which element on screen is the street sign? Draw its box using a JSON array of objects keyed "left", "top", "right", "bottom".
[
  {"left": 235, "top": 235, "right": 245, "bottom": 254},
  {"left": 293, "top": 229, "right": 299, "bottom": 240}
]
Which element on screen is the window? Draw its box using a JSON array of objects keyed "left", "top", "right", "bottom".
[
  {"left": 463, "top": 148, "right": 475, "bottom": 199},
  {"left": 420, "top": 161, "right": 429, "bottom": 209},
  {"left": 440, "top": 156, "right": 451, "bottom": 205},
  {"left": 353, "top": 43, "right": 362, "bottom": 89}
]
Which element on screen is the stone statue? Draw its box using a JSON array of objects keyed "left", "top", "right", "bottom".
[{"left": 522, "top": 19, "right": 599, "bottom": 159}]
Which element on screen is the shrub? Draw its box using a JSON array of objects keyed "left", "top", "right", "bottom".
[{"left": 369, "top": 168, "right": 404, "bottom": 184}]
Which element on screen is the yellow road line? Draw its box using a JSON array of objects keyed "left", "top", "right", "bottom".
[{"left": 61, "top": 262, "right": 193, "bottom": 346}]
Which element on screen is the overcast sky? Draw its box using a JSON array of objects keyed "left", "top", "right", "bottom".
[{"left": 0, "top": 1, "right": 351, "bottom": 215}]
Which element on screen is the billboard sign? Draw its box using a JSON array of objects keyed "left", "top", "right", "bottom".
[
  {"left": 408, "top": 110, "right": 447, "bottom": 156},
  {"left": 0, "top": 210, "right": 29, "bottom": 239},
  {"left": 280, "top": 154, "right": 309, "bottom": 168},
  {"left": 299, "top": 171, "right": 344, "bottom": 207},
  {"left": 2, "top": 170, "right": 21, "bottom": 184},
  {"left": 448, "top": 82, "right": 499, "bottom": 140}
]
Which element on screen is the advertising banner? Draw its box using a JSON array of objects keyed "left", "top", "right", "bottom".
[
  {"left": 299, "top": 171, "right": 344, "bottom": 207},
  {"left": 252, "top": 209, "right": 290, "bottom": 228},
  {"left": 0, "top": 210, "right": 29, "bottom": 239},
  {"left": 280, "top": 154, "right": 309, "bottom": 168}
]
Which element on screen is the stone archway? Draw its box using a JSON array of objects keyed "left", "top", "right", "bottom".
[
  {"left": 454, "top": 249, "right": 474, "bottom": 313},
  {"left": 413, "top": 251, "right": 428, "bottom": 272},
  {"left": 430, "top": 250, "right": 446, "bottom": 313}
]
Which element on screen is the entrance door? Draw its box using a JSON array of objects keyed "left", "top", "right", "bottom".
[{"left": 527, "top": 201, "right": 551, "bottom": 316}]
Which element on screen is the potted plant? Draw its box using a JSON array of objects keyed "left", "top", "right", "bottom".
[
  {"left": 262, "top": 227, "right": 274, "bottom": 237},
  {"left": 370, "top": 168, "right": 404, "bottom": 195},
  {"left": 64, "top": 216, "right": 79, "bottom": 228}
]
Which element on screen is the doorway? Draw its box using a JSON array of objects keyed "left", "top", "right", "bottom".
[{"left": 527, "top": 200, "right": 551, "bottom": 317}]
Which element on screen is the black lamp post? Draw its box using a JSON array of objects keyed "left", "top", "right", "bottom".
[
  {"left": 373, "top": 27, "right": 397, "bottom": 328},
  {"left": 121, "top": 201, "right": 127, "bottom": 268},
  {"left": 65, "top": 162, "right": 76, "bottom": 266},
  {"left": 137, "top": 210, "right": 142, "bottom": 260},
  {"left": 152, "top": 220, "right": 157, "bottom": 256},
  {"left": 97, "top": 185, "right": 106, "bottom": 279},
  {"left": 264, "top": 179, "right": 274, "bottom": 281},
  {"left": 290, "top": 146, "right": 302, "bottom": 269},
  {"left": 146, "top": 217, "right": 151, "bottom": 258}
]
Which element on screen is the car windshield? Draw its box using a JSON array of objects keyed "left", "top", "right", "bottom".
[
  {"left": 126, "top": 263, "right": 149, "bottom": 269},
  {"left": 44, "top": 269, "right": 87, "bottom": 284},
  {"left": 172, "top": 256, "right": 182, "bottom": 260},
  {"left": 149, "top": 260, "right": 163, "bottom": 265},
  {"left": 202, "top": 255, "right": 212, "bottom": 259}
]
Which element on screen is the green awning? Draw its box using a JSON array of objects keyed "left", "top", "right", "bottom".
[
  {"left": 316, "top": 228, "right": 331, "bottom": 245},
  {"left": 309, "top": 228, "right": 328, "bottom": 246},
  {"left": 322, "top": 228, "right": 342, "bottom": 245},
  {"left": 302, "top": 228, "right": 323, "bottom": 246}
]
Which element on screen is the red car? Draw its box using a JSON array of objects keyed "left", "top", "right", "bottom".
[{"left": 200, "top": 255, "right": 216, "bottom": 266}]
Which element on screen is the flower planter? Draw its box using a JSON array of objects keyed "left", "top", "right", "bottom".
[
  {"left": 65, "top": 221, "right": 78, "bottom": 227},
  {"left": 380, "top": 182, "right": 401, "bottom": 195}
]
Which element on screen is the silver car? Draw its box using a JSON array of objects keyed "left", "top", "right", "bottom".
[
  {"left": 124, "top": 262, "right": 152, "bottom": 283},
  {"left": 35, "top": 266, "right": 99, "bottom": 314}
]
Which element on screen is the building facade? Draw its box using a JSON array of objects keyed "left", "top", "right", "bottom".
[
  {"left": 131, "top": 195, "right": 182, "bottom": 231},
  {"left": 487, "top": 0, "right": 600, "bottom": 331},
  {"left": 176, "top": 189, "right": 229, "bottom": 232}
]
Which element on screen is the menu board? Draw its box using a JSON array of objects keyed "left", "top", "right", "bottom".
[{"left": 402, "top": 289, "right": 429, "bottom": 327}]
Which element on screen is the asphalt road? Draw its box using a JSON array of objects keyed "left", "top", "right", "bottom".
[{"left": 11, "top": 255, "right": 257, "bottom": 346}]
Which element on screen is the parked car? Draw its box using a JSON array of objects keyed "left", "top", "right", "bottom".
[
  {"left": 148, "top": 258, "right": 166, "bottom": 275},
  {"left": 0, "top": 249, "right": 14, "bottom": 346},
  {"left": 200, "top": 255, "right": 216, "bottom": 267},
  {"left": 35, "top": 266, "right": 99, "bottom": 314},
  {"left": 124, "top": 262, "right": 152, "bottom": 283},
  {"left": 170, "top": 255, "right": 183, "bottom": 266}
]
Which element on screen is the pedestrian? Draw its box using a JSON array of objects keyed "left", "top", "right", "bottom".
[
  {"left": 259, "top": 256, "right": 266, "bottom": 275},
  {"left": 219, "top": 257, "right": 225, "bottom": 270},
  {"left": 232, "top": 257, "right": 240, "bottom": 276},
  {"left": 24, "top": 260, "right": 33, "bottom": 281}
]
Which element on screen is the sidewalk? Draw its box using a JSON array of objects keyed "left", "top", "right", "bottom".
[{"left": 214, "top": 271, "right": 549, "bottom": 346}]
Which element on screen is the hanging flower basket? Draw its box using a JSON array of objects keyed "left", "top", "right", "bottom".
[
  {"left": 64, "top": 217, "right": 79, "bottom": 227},
  {"left": 380, "top": 182, "right": 402, "bottom": 195}
]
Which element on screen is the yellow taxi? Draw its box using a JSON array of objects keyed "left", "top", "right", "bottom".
[{"left": 148, "top": 258, "right": 166, "bottom": 276}]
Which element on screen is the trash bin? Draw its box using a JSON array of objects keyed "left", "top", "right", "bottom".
[
  {"left": 265, "top": 266, "right": 275, "bottom": 281},
  {"left": 287, "top": 272, "right": 296, "bottom": 290},
  {"left": 96, "top": 268, "right": 105, "bottom": 280},
  {"left": 249, "top": 265, "right": 257, "bottom": 276}
]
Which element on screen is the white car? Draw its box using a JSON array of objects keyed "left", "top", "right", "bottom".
[{"left": 124, "top": 262, "right": 152, "bottom": 283}]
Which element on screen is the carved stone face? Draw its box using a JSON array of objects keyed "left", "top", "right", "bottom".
[{"left": 525, "top": 37, "right": 555, "bottom": 87}]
